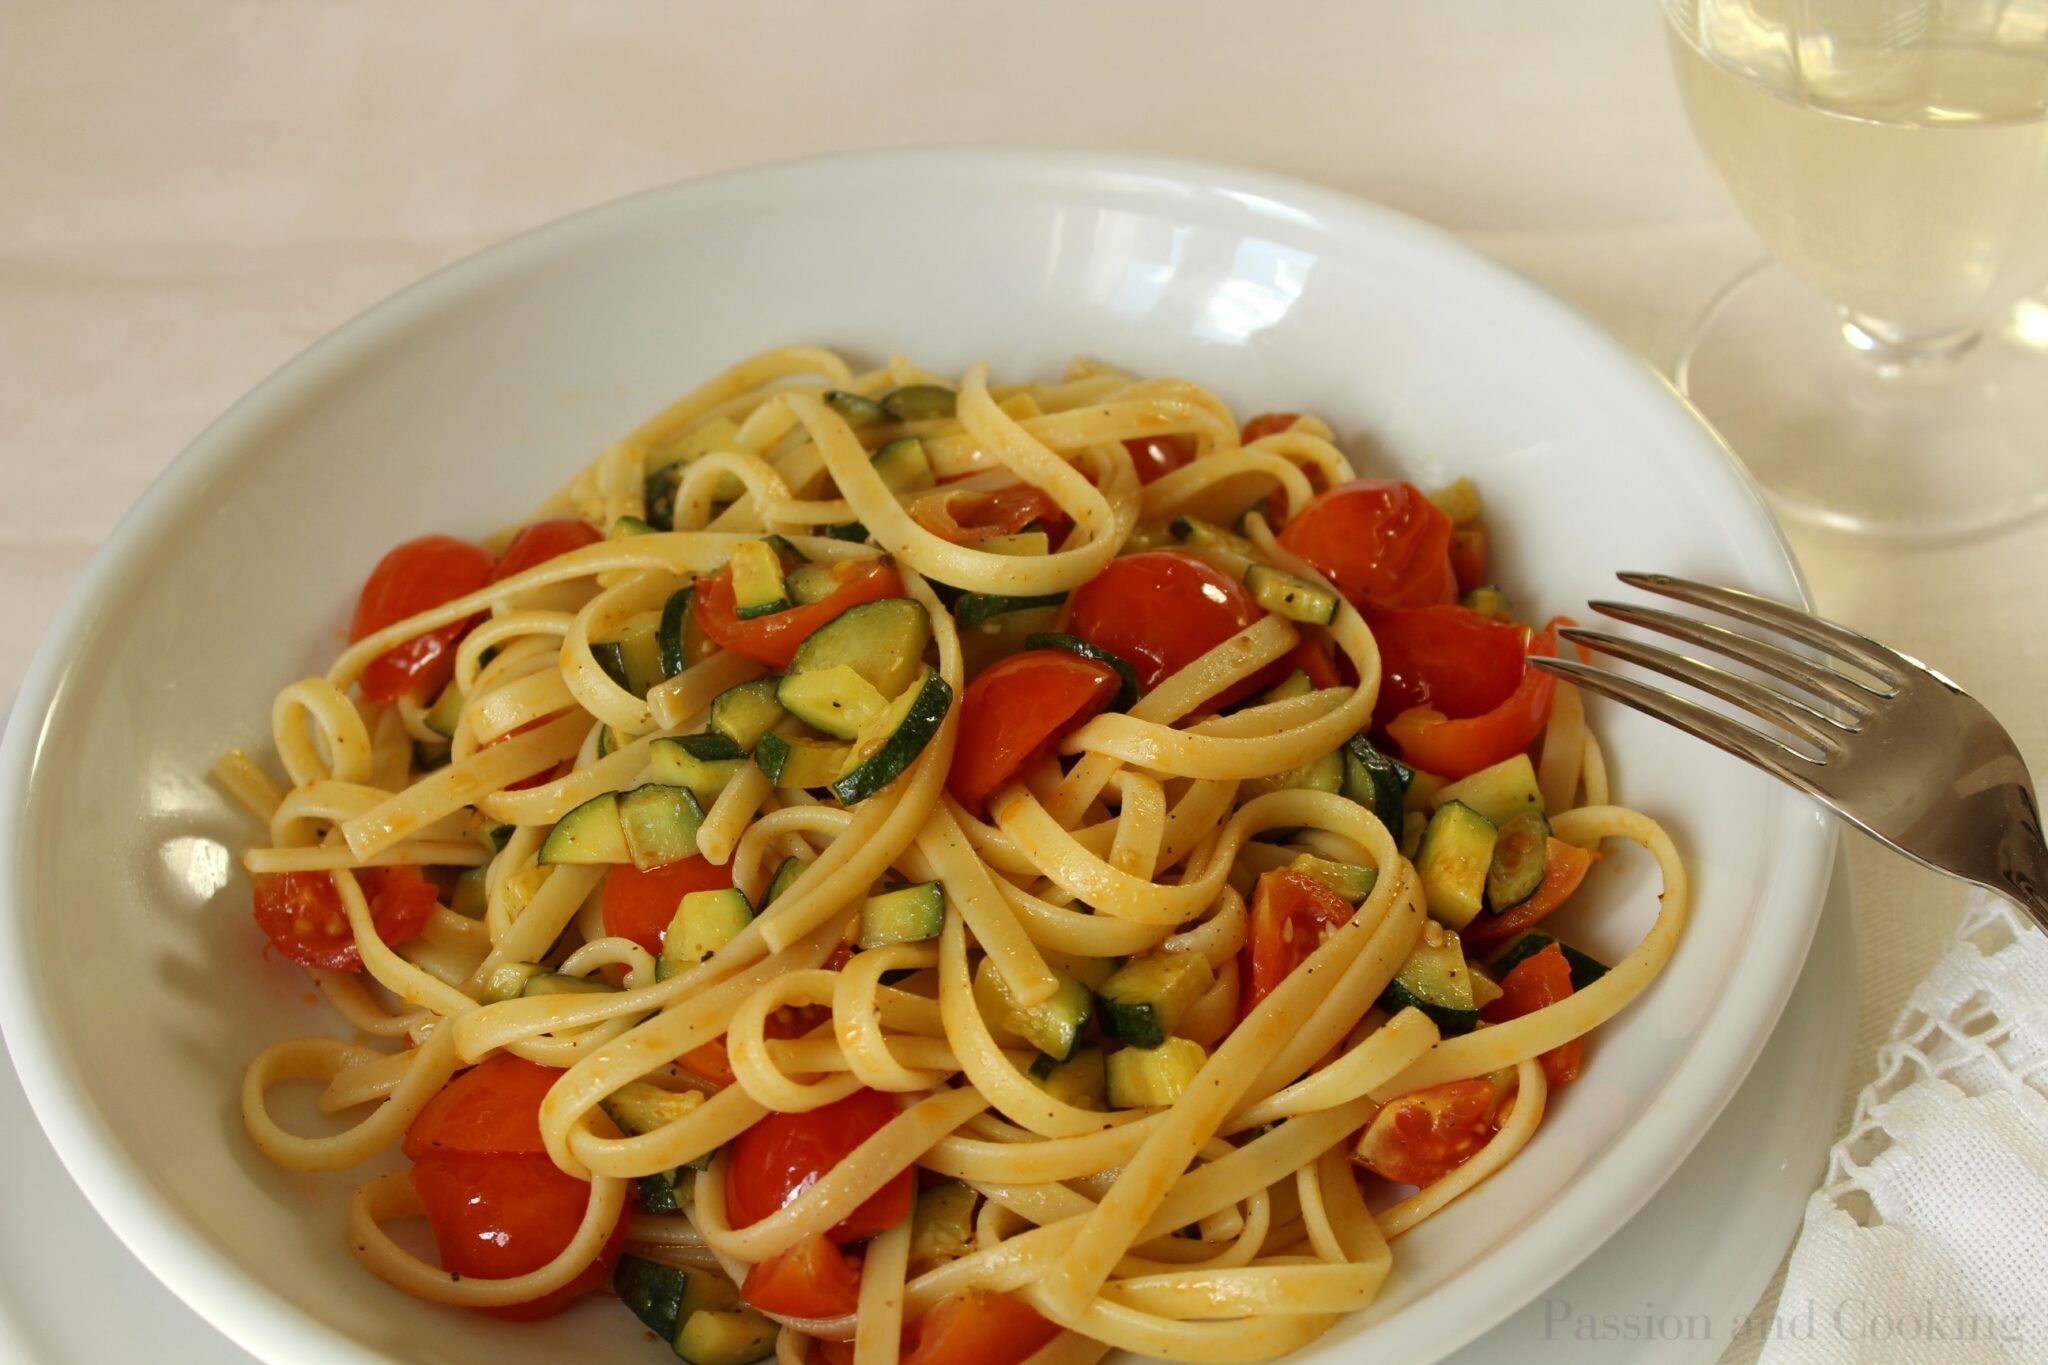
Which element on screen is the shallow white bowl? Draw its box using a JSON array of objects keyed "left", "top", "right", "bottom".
[{"left": 0, "top": 149, "right": 1833, "bottom": 1365}]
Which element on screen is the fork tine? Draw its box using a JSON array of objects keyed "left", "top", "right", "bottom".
[
  {"left": 1557, "top": 626, "right": 1849, "bottom": 747},
  {"left": 1617, "top": 572, "right": 1905, "bottom": 690},
  {"left": 1586, "top": 600, "right": 1878, "bottom": 716},
  {"left": 1530, "top": 655, "right": 1825, "bottom": 786}
]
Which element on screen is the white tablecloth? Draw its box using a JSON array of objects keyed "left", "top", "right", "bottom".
[{"left": 5, "top": 2, "right": 2045, "bottom": 1359}]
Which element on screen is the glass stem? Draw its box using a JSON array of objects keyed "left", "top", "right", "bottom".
[{"left": 1839, "top": 310, "right": 1983, "bottom": 365}]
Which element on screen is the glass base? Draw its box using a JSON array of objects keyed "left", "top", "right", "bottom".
[{"left": 1674, "top": 261, "right": 2048, "bottom": 542}]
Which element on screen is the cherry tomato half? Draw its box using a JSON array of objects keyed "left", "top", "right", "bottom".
[
  {"left": 1124, "top": 433, "right": 1197, "bottom": 485},
  {"left": 1240, "top": 869, "right": 1355, "bottom": 1017},
  {"left": 1239, "top": 412, "right": 1301, "bottom": 444},
  {"left": 915, "top": 483, "right": 1070, "bottom": 547},
  {"left": 693, "top": 558, "right": 905, "bottom": 668},
  {"left": 725, "top": 1088, "right": 913, "bottom": 1242},
  {"left": 1481, "top": 942, "right": 1582, "bottom": 1086},
  {"left": 403, "top": 1054, "right": 560, "bottom": 1162},
  {"left": 903, "top": 1291, "right": 1063, "bottom": 1365},
  {"left": 947, "top": 649, "right": 1121, "bottom": 813},
  {"left": 1066, "top": 550, "right": 1261, "bottom": 694},
  {"left": 1277, "top": 480, "right": 1456, "bottom": 615},
  {"left": 1382, "top": 620, "right": 1558, "bottom": 780},
  {"left": 600, "top": 858, "right": 736, "bottom": 957},
  {"left": 740, "top": 1233, "right": 862, "bottom": 1319},
  {"left": 1462, "top": 839, "right": 1598, "bottom": 949},
  {"left": 251, "top": 866, "right": 436, "bottom": 972},
  {"left": 1353, "top": 1078, "right": 1499, "bottom": 1188},
  {"left": 409, "top": 1151, "right": 627, "bottom": 1320},
  {"left": 491, "top": 517, "right": 603, "bottom": 582},
  {"left": 349, "top": 535, "right": 495, "bottom": 703},
  {"left": 1369, "top": 604, "right": 1529, "bottom": 728}
]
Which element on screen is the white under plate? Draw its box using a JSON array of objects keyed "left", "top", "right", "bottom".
[{"left": 0, "top": 850, "right": 1855, "bottom": 1364}]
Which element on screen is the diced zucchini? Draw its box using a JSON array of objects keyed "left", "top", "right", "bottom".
[
  {"left": 1405, "top": 769, "right": 1449, "bottom": 810},
  {"left": 1400, "top": 809, "right": 1428, "bottom": 860},
  {"left": 1030, "top": 1044, "right": 1108, "bottom": 1111},
  {"left": 1428, "top": 477, "right": 1482, "bottom": 525},
  {"left": 787, "top": 597, "right": 931, "bottom": 700},
  {"left": 1245, "top": 564, "right": 1339, "bottom": 625},
  {"left": 1486, "top": 811, "right": 1551, "bottom": 909},
  {"left": 1415, "top": 801, "right": 1498, "bottom": 929},
  {"left": 592, "top": 612, "right": 667, "bottom": 697},
  {"left": 615, "top": 1254, "right": 689, "bottom": 1339},
  {"left": 823, "top": 390, "right": 889, "bottom": 428},
  {"left": 1378, "top": 924, "right": 1480, "bottom": 1035},
  {"left": 975, "top": 956, "right": 1094, "bottom": 1062},
  {"left": 1096, "top": 952, "right": 1215, "bottom": 1049},
  {"left": 450, "top": 864, "right": 490, "bottom": 919},
  {"left": 1284, "top": 853, "right": 1378, "bottom": 904},
  {"left": 648, "top": 733, "right": 749, "bottom": 802},
  {"left": 1259, "top": 669, "right": 1314, "bottom": 704},
  {"left": 678, "top": 1264, "right": 742, "bottom": 1319},
  {"left": 423, "top": 681, "right": 464, "bottom": 739},
  {"left": 600, "top": 1080, "right": 705, "bottom": 1136},
  {"left": 1169, "top": 515, "right": 1261, "bottom": 572},
  {"left": 1024, "top": 631, "right": 1142, "bottom": 710},
  {"left": 658, "top": 585, "right": 717, "bottom": 678},
  {"left": 1244, "top": 747, "right": 1344, "bottom": 799},
  {"left": 1490, "top": 932, "right": 1610, "bottom": 990},
  {"left": 763, "top": 854, "right": 810, "bottom": 906},
  {"left": 480, "top": 961, "right": 547, "bottom": 1002},
  {"left": 824, "top": 521, "right": 868, "bottom": 543},
  {"left": 955, "top": 591, "right": 1065, "bottom": 628},
  {"left": 783, "top": 563, "right": 840, "bottom": 606},
  {"left": 618, "top": 784, "right": 706, "bottom": 870},
  {"left": 675, "top": 1307, "right": 777, "bottom": 1365},
  {"left": 645, "top": 417, "right": 749, "bottom": 528},
  {"left": 637, "top": 1167, "right": 695, "bottom": 1214},
  {"left": 1341, "top": 735, "right": 1413, "bottom": 832},
  {"left": 981, "top": 530, "right": 1050, "bottom": 556},
  {"left": 484, "top": 823, "right": 515, "bottom": 853},
  {"left": 754, "top": 731, "right": 854, "bottom": 790},
  {"left": 611, "top": 515, "right": 657, "bottom": 538},
  {"left": 832, "top": 667, "right": 953, "bottom": 805},
  {"left": 539, "top": 791, "right": 629, "bottom": 865},
  {"left": 710, "top": 678, "right": 787, "bottom": 751},
  {"left": 658, "top": 887, "right": 755, "bottom": 979},
  {"left": 521, "top": 971, "right": 619, "bottom": 998},
  {"left": 1227, "top": 838, "right": 1298, "bottom": 899},
  {"left": 597, "top": 724, "right": 623, "bottom": 758},
  {"left": 1469, "top": 963, "right": 1504, "bottom": 1010},
  {"left": 777, "top": 665, "right": 891, "bottom": 741},
  {"left": 880, "top": 384, "right": 957, "bottom": 421},
  {"left": 1106, "top": 1037, "right": 1207, "bottom": 1108},
  {"left": 728, "top": 540, "right": 790, "bottom": 619},
  {"left": 870, "top": 436, "right": 937, "bottom": 494},
  {"left": 1043, "top": 951, "right": 1119, "bottom": 991},
  {"left": 1461, "top": 584, "right": 1513, "bottom": 622},
  {"left": 859, "top": 882, "right": 946, "bottom": 949},
  {"left": 1434, "top": 753, "right": 1544, "bottom": 826},
  {"left": 908, "top": 1181, "right": 977, "bottom": 1268}
]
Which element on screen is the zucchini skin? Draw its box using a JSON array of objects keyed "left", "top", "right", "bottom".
[{"left": 831, "top": 669, "right": 953, "bottom": 805}]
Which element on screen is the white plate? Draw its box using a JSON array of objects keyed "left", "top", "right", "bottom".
[{"left": 0, "top": 150, "right": 1836, "bottom": 1364}]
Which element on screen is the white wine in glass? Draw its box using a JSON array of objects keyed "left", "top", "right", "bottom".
[{"left": 1665, "top": 0, "right": 2048, "bottom": 539}]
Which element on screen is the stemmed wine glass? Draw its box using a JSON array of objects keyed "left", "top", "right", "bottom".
[{"left": 1663, "top": 0, "right": 2048, "bottom": 540}]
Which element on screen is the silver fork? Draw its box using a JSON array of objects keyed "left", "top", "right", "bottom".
[{"left": 1528, "top": 572, "right": 2048, "bottom": 935}]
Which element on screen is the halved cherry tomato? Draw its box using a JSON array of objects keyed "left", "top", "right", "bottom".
[
  {"left": 1353, "top": 1078, "right": 1499, "bottom": 1188},
  {"left": 1240, "top": 412, "right": 1301, "bottom": 444},
  {"left": 1066, "top": 550, "right": 1261, "bottom": 695},
  {"left": 409, "top": 1151, "right": 628, "bottom": 1320},
  {"left": 902, "top": 1290, "right": 1063, "bottom": 1365},
  {"left": 915, "top": 483, "right": 1070, "bottom": 547},
  {"left": 480, "top": 715, "right": 573, "bottom": 792},
  {"left": 600, "top": 858, "right": 736, "bottom": 956},
  {"left": 1369, "top": 604, "right": 1529, "bottom": 728},
  {"left": 491, "top": 517, "right": 603, "bottom": 582},
  {"left": 1241, "top": 869, "right": 1355, "bottom": 1016},
  {"left": 677, "top": 994, "right": 838, "bottom": 1088},
  {"left": 677, "top": 1037, "right": 739, "bottom": 1086},
  {"left": 1124, "top": 433, "right": 1197, "bottom": 485},
  {"left": 740, "top": 1233, "right": 862, "bottom": 1319},
  {"left": 1481, "top": 942, "right": 1582, "bottom": 1085},
  {"left": 1448, "top": 524, "right": 1489, "bottom": 595},
  {"left": 693, "top": 558, "right": 904, "bottom": 668},
  {"left": 1383, "top": 622, "right": 1558, "bottom": 780},
  {"left": 349, "top": 535, "right": 495, "bottom": 703},
  {"left": 726, "top": 1088, "right": 913, "bottom": 1241},
  {"left": 251, "top": 866, "right": 437, "bottom": 972},
  {"left": 947, "top": 649, "right": 1121, "bottom": 813},
  {"left": 1277, "top": 480, "right": 1456, "bottom": 614},
  {"left": 1463, "top": 839, "right": 1598, "bottom": 948},
  {"left": 404, "top": 1054, "right": 559, "bottom": 1162}
]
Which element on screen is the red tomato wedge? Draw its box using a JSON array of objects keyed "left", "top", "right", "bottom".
[
  {"left": 947, "top": 649, "right": 1121, "bottom": 813},
  {"left": 1066, "top": 550, "right": 1261, "bottom": 695},
  {"left": 692, "top": 558, "right": 904, "bottom": 668},
  {"left": 1277, "top": 480, "right": 1456, "bottom": 614},
  {"left": 1239, "top": 412, "right": 1301, "bottom": 444},
  {"left": 1241, "top": 869, "right": 1355, "bottom": 1016},
  {"left": 1482, "top": 942, "right": 1582, "bottom": 1085},
  {"left": 1353, "top": 1078, "right": 1499, "bottom": 1188},
  {"left": 1376, "top": 611, "right": 1558, "bottom": 780},
  {"left": 600, "top": 857, "right": 736, "bottom": 957},
  {"left": 491, "top": 517, "right": 603, "bottom": 581},
  {"left": 1463, "top": 839, "right": 1598, "bottom": 948},
  {"left": 903, "top": 1291, "right": 1063, "bottom": 1365},
  {"left": 1124, "top": 433, "right": 1197, "bottom": 485},
  {"left": 403, "top": 1054, "right": 560, "bottom": 1162},
  {"left": 725, "top": 1088, "right": 913, "bottom": 1242},
  {"left": 741, "top": 1233, "right": 863, "bottom": 1319},
  {"left": 349, "top": 534, "right": 495, "bottom": 703},
  {"left": 914, "top": 483, "right": 1070, "bottom": 546},
  {"left": 409, "top": 1151, "right": 627, "bottom": 1321},
  {"left": 251, "top": 866, "right": 436, "bottom": 972}
]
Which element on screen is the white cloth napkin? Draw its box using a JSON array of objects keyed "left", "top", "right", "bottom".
[{"left": 1759, "top": 891, "right": 2048, "bottom": 1364}]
